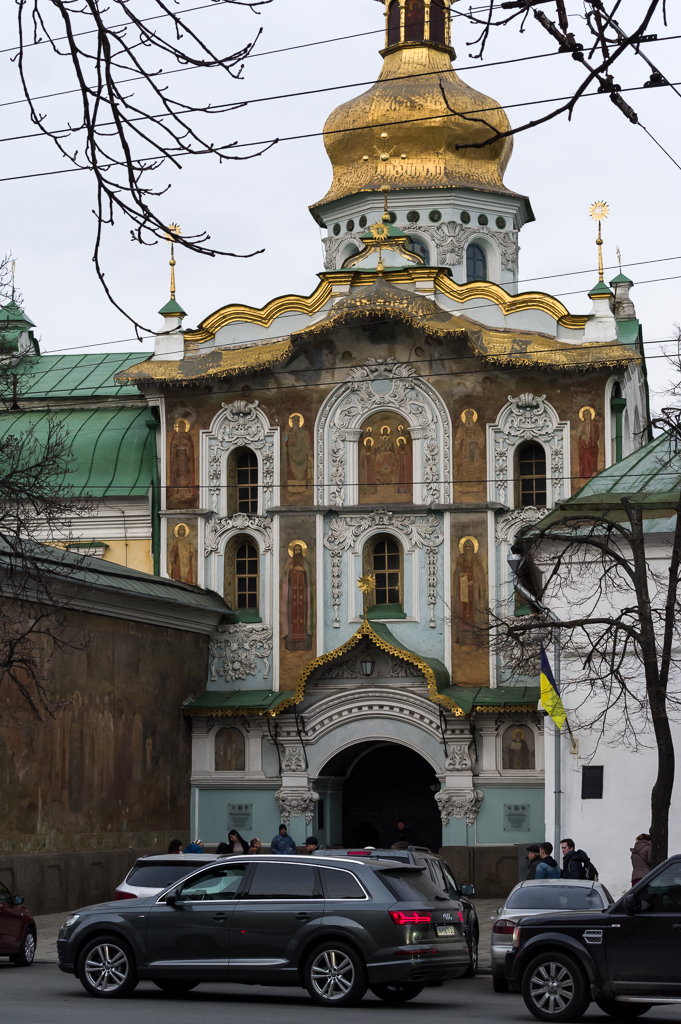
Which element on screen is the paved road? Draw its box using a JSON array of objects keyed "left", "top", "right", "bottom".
[{"left": 2, "top": 964, "right": 681, "bottom": 1024}]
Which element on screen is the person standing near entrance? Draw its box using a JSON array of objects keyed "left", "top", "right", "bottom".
[
  {"left": 390, "top": 820, "right": 416, "bottom": 846},
  {"left": 525, "top": 845, "right": 541, "bottom": 879},
  {"left": 270, "top": 824, "right": 296, "bottom": 854},
  {"left": 560, "top": 838, "right": 592, "bottom": 879}
]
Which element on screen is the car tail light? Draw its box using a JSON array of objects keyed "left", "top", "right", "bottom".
[
  {"left": 492, "top": 918, "right": 515, "bottom": 935},
  {"left": 389, "top": 910, "right": 432, "bottom": 925},
  {"left": 458, "top": 910, "right": 464, "bottom": 924},
  {"left": 512, "top": 925, "right": 522, "bottom": 948},
  {"left": 393, "top": 948, "right": 439, "bottom": 957},
  {"left": 114, "top": 890, "right": 138, "bottom": 901}
]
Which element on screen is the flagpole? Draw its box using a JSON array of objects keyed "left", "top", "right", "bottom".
[{"left": 553, "top": 634, "right": 562, "bottom": 856}]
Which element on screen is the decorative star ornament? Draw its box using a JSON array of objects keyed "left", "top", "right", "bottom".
[
  {"left": 357, "top": 574, "right": 376, "bottom": 594},
  {"left": 369, "top": 222, "right": 391, "bottom": 240},
  {"left": 589, "top": 201, "right": 609, "bottom": 223}
]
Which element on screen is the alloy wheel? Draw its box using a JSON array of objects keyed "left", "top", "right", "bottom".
[
  {"left": 310, "top": 948, "right": 355, "bottom": 1001},
  {"left": 84, "top": 943, "right": 129, "bottom": 993},
  {"left": 529, "top": 961, "right": 575, "bottom": 1015},
  {"left": 23, "top": 931, "right": 36, "bottom": 963}
]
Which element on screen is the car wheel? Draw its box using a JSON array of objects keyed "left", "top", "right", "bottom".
[
  {"left": 595, "top": 999, "right": 652, "bottom": 1019},
  {"left": 492, "top": 964, "right": 509, "bottom": 993},
  {"left": 370, "top": 982, "right": 425, "bottom": 1003},
  {"left": 464, "top": 930, "right": 479, "bottom": 977},
  {"left": 9, "top": 929, "right": 36, "bottom": 967},
  {"left": 522, "top": 952, "right": 590, "bottom": 1023},
  {"left": 77, "top": 935, "right": 138, "bottom": 998},
  {"left": 153, "top": 980, "right": 200, "bottom": 994},
  {"left": 304, "top": 941, "right": 367, "bottom": 1007}
]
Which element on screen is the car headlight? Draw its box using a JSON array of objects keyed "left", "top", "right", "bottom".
[
  {"left": 62, "top": 914, "right": 80, "bottom": 929},
  {"left": 512, "top": 925, "right": 521, "bottom": 948}
]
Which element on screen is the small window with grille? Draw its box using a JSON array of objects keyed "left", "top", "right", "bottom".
[
  {"left": 373, "top": 538, "right": 401, "bottom": 605},
  {"left": 466, "top": 243, "right": 487, "bottom": 282},
  {"left": 235, "top": 542, "right": 258, "bottom": 610},
  {"left": 236, "top": 451, "right": 258, "bottom": 513},
  {"left": 516, "top": 442, "right": 547, "bottom": 507}
]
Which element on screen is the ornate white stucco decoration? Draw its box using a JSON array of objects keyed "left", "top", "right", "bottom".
[
  {"left": 315, "top": 357, "right": 452, "bottom": 507},
  {"left": 202, "top": 401, "right": 278, "bottom": 514},
  {"left": 209, "top": 623, "right": 274, "bottom": 683},
  {"left": 495, "top": 506, "right": 546, "bottom": 546},
  {"left": 324, "top": 511, "right": 444, "bottom": 628},
  {"left": 487, "top": 394, "right": 569, "bottom": 507},
  {"left": 435, "top": 788, "right": 484, "bottom": 827},
  {"left": 416, "top": 222, "right": 519, "bottom": 271},
  {"left": 445, "top": 740, "right": 473, "bottom": 772},
  {"left": 204, "top": 513, "right": 273, "bottom": 557},
  {"left": 323, "top": 229, "right": 364, "bottom": 270},
  {"left": 275, "top": 786, "right": 319, "bottom": 825},
  {"left": 281, "top": 746, "right": 306, "bottom": 772}
]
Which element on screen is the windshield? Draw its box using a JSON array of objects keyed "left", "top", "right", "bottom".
[
  {"left": 126, "top": 862, "right": 204, "bottom": 888},
  {"left": 377, "top": 869, "right": 448, "bottom": 902},
  {"left": 506, "top": 886, "right": 605, "bottom": 911}
]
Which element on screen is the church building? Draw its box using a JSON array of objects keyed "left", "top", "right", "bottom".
[{"left": 8, "top": 0, "right": 648, "bottom": 877}]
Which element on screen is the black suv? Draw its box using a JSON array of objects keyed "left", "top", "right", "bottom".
[
  {"left": 57, "top": 854, "right": 469, "bottom": 1006},
  {"left": 314, "top": 845, "right": 479, "bottom": 974},
  {"left": 506, "top": 855, "right": 681, "bottom": 1022}
]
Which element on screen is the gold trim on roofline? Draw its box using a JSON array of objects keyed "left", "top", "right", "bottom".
[{"left": 185, "top": 281, "right": 334, "bottom": 343}]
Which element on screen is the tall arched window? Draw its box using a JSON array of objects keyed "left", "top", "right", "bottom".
[
  {"left": 236, "top": 542, "right": 259, "bottom": 609},
  {"left": 224, "top": 535, "right": 260, "bottom": 619},
  {"left": 362, "top": 535, "right": 405, "bottom": 618},
  {"left": 430, "top": 0, "right": 446, "bottom": 42},
  {"left": 408, "top": 240, "right": 430, "bottom": 265},
  {"left": 516, "top": 443, "right": 547, "bottom": 507},
  {"left": 405, "top": 0, "right": 425, "bottom": 41},
  {"left": 466, "top": 243, "right": 487, "bottom": 282},
  {"left": 387, "top": 0, "right": 401, "bottom": 45},
  {"left": 237, "top": 451, "right": 258, "bottom": 512}
]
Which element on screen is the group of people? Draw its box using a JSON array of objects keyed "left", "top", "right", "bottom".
[
  {"left": 166, "top": 825, "right": 321, "bottom": 857},
  {"left": 526, "top": 834, "right": 652, "bottom": 886},
  {"left": 525, "top": 839, "right": 597, "bottom": 880}
]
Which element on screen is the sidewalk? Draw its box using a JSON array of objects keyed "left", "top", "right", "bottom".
[
  {"left": 473, "top": 898, "right": 502, "bottom": 971},
  {"left": 34, "top": 913, "right": 65, "bottom": 963}
]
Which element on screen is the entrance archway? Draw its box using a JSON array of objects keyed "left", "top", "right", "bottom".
[{"left": 319, "top": 742, "right": 442, "bottom": 852}]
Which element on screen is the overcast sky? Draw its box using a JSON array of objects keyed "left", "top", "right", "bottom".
[{"left": 1, "top": 0, "right": 679, "bottom": 400}]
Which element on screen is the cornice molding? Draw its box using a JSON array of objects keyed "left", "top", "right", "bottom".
[{"left": 186, "top": 280, "right": 333, "bottom": 343}]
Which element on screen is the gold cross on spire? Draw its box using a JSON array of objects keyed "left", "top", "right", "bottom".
[
  {"left": 589, "top": 201, "right": 609, "bottom": 283},
  {"left": 164, "top": 223, "right": 181, "bottom": 301}
]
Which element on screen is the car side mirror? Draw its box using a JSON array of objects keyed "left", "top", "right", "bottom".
[
  {"left": 461, "top": 883, "right": 475, "bottom": 897},
  {"left": 13, "top": 895, "right": 24, "bottom": 906},
  {"left": 165, "top": 889, "right": 180, "bottom": 906},
  {"left": 622, "top": 894, "right": 636, "bottom": 916}
]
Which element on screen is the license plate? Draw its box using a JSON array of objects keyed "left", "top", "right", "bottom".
[{"left": 436, "top": 925, "right": 456, "bottom": 937}]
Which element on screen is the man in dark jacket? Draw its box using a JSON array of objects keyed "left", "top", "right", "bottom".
[
  {"left": 536, "top": 842, "right": 561, "bottom": 879},
  {"left": 525, "top": 844, "right": 541, "bottom": 880},
  {"left": 560, "top": 838, "right": 590, "bottom": 879}
]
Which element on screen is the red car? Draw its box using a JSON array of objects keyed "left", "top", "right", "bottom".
[{"left": 0, "top": 880, "right": 36, "bottom": 966}]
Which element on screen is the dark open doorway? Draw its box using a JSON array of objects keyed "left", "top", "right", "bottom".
[{"left": 338, "top": 743, "right": 442, "bottom": 852}]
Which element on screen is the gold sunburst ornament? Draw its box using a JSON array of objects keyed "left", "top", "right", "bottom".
[
  {"left": 589, "top": 201, "right": 609, "bottom": 282},
  {"left": 164, "top": 223, "right": 181, "bottom": 300},
  {"left": 357, "top": 574, "right": 376, "bottom": 594}
]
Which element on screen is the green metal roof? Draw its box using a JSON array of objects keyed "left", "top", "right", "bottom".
[
  {"left": 183, "top": 690, "right": 291, "bottom": 716},
  {"left": 158, "top": 298, "right": 186, "bottom": 316},
  {"left": 369, "top": 621, "right": 450, "bottom": 694},
  {"left": 13, "top": 353, "right": 152, "bottom": 399},
  {"left": 0, "top": 537, "right": 230, "bottom": 614},
  {"left": 564, "top": 432, "right": 681, "bottom": 507},
  {"left": 0, "top": 406, "right": 157, "bottom": 496},
  {"left": 440, "top": 684, "right": 540, "bottom": 714}
]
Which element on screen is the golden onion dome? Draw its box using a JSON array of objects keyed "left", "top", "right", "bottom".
[{"left": 312, "top": 41, "right": 514, "bottom": 210}]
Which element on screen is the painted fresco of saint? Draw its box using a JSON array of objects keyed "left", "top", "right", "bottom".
[
  {"left": 454, "top": 409, "right": 485, "bottom": 494},
  {"left": 282, "top": 542, "right": 314, "bottom": 651},
  {"left": 168, "top": 418, "right": 196, "bottom": 506},
  {"left": 375, "top": 427, "right": 397, "bottom": 483},
  {"left": 284, "top": 413, "right": 311, "bottom": 493},
  {"left": 502, "top": 726, "right": 535, "bottom": 770},
  {"left": 168, "top": 522, "right": 196, "bottom": 585},
  {"left": 214, "top": 727, "right": 245, "bottom": 771},
  {"left": 578, "top": 407, "right": 600, "bottom": 481},
  {"left": 396, "top": 428, "right": 412, "bottom": 494},
  {"left": 359, "top": 436, "right": 377, "bottom": 496},
  {"left": 453, "top": 536, "right": 484, "bottom": 644}
]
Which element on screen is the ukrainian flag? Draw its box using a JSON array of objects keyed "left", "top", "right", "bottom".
[{"left": 540, "top": 647, "right": 566, "bottom": 730}]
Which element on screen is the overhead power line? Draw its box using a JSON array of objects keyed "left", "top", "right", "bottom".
[{"left": 2, "top": 73, "right": 681, "bottom": 187}]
